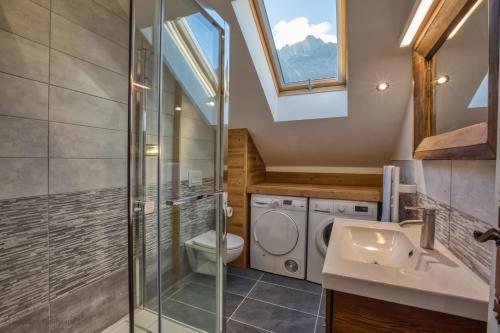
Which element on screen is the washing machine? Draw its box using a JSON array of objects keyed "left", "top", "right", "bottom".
[
  {"left": 250, "top": 195, "right": 308, "bottom": 279},
  {"left": 307, "top": 199, "right": 378, "bottom": 284}
]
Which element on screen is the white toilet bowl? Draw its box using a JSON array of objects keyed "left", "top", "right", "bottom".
[{"left": 185, "top": 230, "right": 244, "bottom": 275}]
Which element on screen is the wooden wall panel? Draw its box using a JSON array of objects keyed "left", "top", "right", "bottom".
[
  {"left": 266, "top": 172, "right": 382, "bottom": 187},
  {"left": 227, "top": 128, "right": 266, "bottom": 268}
]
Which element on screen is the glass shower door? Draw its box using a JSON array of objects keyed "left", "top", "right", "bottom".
[{"left": 129, "top": 0, "right": 229, "bottom": 332}]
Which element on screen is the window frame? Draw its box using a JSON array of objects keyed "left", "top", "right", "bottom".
[{"left": 250, "top": 0, "right": 347, "bottom": 95}]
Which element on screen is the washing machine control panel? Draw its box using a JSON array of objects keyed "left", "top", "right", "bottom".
[
  {"left": 334, "top": 200, "right": 377, "bottom": 219},
  {"left": 251, "top": 195, "right": 307, "bottom": 212}
]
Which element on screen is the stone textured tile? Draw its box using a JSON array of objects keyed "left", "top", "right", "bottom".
[
  {"left": 449, "top": 208, "right": 493, "bottom": 282},
  {"left": 225, "top": 293, "right": 244, "bottom": 318},
  {"left": 0, "top": 158, "right": 48, "bottom": 200},
  {"left": 261, "top": 273, "right": 322, "bottom": 294},
  {"left": 226, "top": 320, "right": 268, "bottom": 333},
  {"left": 30, "top": 0, "right": 50, "bottom": 9},
  {"left": 451, "top": 160, "right": 496, "bottom": 226},
  {"left": 162, "top": 299, "right": 215, "bottom": 333},
  {"left": 51, "top": 0, "right": 129, "bottom": 47},
  {"left": 228, "top": 266, "right": 264, "bottom": 280},
  {"left": 0, "top": 72, "right": 48, "bottom": 120},
  {"left": 0, "top": 116, "right": 48, "bottom": 157},
  {"left": 0, "top": 195, "right": 49, "bottom": 325},
  {"left": 181, "top": 138, "right": 215, "bottom": 160},
  {"left": 0, "top": 29, "right": 49, "bottom": 82},
  {"left": 0, "top": 0, "right": 50, "bottom": 45},
  {"left": 233, "top": 298, "right": 317, "bottom": 333},
  {"left": 315, "top": 317, "right": 326, "bottom": 333},
  {"left": 49, "top": 122, "right": 127, "bottom": 158},
  {"left": 50, "top": 269, "right": 128, "bottom": 333},
  {"left": 49, "top": 86, "right": 127, "bottom": 130},
  {"left": 94, "top": 0, "right": 130, "bottom": 21},
  {"left": 319, "top": 292, "right": 325, "bottom": 317},
  {"left": 49, "top": 49, "right": 128, "bottom": 103},
  {"left": 0, "top": 305, "right": 49, "bottom": 333},
  {"left": 48, "top": 188, "right": 128, "bottom": 299},
  {"left": 49, "top": 158, "right": 126, "bottom": 193},
  {"left": 249, "top": 282, "right": 321, "bottom": 315},
  {"left": 170, "top": 281, "right": 216, "bottom": 313},
  {"left": 51, "top": 14, "right": 128, "bottom": 74},
  {"left": 227, "top": 275, "right": 257, "bottom": 296},
  {"left": 415, "top": 160, "right": 452, "bottom": 205}
]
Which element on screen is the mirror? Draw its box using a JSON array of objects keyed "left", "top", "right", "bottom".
[{"left": 434, "top": 0, "right": 489, "bottom": 134}]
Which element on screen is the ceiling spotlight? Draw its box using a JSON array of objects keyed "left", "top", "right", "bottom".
[
  {"left": 174, "top": 106, "right": 182, "bottom": 111},
  {"left": 436, "top": 75, "right": 450, "bottom": 85},
  {"left": 205, "top": 101, "right": 215, "bottom": 107},
  {"left": 376, "top": 82, "right": 389, "bottom": 91}
]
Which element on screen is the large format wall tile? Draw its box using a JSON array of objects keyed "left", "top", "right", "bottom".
[
  {"left": 51, "top": 14, "right": 128, "bottom": 75},
  {"left": 49, "top": 86, "right": 127, "bottom": 131},
  {"left": 48, "top": 188, "right": 128, "bottom": 300},
  {"left": 0, "top": 0, "right": 50, "bottom": 45},
  {"left": 49, "top": 158, "right": 126, "bottom": 193},
  {"left": 0, "top": 116, "right": 48, "bottom": 157},
  {"left": 50, "top": 269, "right": 128, "bottom": 333},
  {"left": 94, "top": 0, "right": 130, "bottom": 22},
  {"left": 451, "top": 160, "right": 496, "bottom": 226},
  {"left": 0, "top": 305, "right": 49, "bottom": 333},
  {"left": 0, "top": 30, "right": 49, "bottom": 82},
  {"left": 51, "top": 0, "right": 129, "bottom": 47},
  {"left": 0, "top": 195, "right": 49, "bottom": 325},
  {"left": 50, "top": 122, "right": 127, "bottom": 159},
  {"left": 0, "top": 158, "right": 48, "bottom": 200},
  {"left": 0, "top": 72, "right": 48, "bottom": 120},
  {"left": 50, "top": 50, "right": 128, "bottom": 103}
]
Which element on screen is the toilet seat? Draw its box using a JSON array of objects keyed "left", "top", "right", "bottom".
[{"left": 191, "top": 230, "right": 244, "bottom": 250}]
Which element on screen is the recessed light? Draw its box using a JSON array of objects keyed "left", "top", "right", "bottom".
[
  {"left": 174, "top": 106, "right": 182, "bottom": 111},
  {"left": 206, "top": 101, "right": 215, "bottom": 107},
  {"left": 436, "top": 75, "right": 450, "bottom": 85},
  {"left": 376, "top": 82, "right": 389, "bottom": 91},
  {"left": 400, "top": 0, "right": 435, "bottom": 47}
]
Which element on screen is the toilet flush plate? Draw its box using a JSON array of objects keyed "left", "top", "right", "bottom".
[{"left": 188, "top": 170, "right": 203, "bottom": 187}]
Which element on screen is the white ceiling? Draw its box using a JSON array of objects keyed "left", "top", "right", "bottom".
[{"left": 201, "top": 0, "right": 415, "bottom": 167}]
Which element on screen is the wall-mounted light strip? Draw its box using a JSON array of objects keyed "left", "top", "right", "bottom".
[
  {"left": 448, "top": 0, "right": 483, "bottom": 39},
  {"left": 400, "top": 0, "right": 435, "bottom": 47}
]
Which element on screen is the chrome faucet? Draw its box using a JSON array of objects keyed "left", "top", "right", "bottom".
[{"left": 400, "top": 206, "right": 437, "bottom": 250}]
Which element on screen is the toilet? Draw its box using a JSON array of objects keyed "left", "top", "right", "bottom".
[{"left": 185, "top": 230, "right": 244, "bottom": 275}]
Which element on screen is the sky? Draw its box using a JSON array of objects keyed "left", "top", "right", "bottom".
[{"left": 262, "top": 0, "right": 338, "bottom": 49}]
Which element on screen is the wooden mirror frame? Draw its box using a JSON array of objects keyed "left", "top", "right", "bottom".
[{"left": 412, "top": 0, "right": 499, "bottom": 159}]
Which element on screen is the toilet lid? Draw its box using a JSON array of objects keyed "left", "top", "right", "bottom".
[{"left": 192, "top": 230, "right": 244, "bottom": 250}]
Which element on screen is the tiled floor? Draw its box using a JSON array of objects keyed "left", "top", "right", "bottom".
[
  {"left": 226, "top": 267, "right": 325, "bottom": 333},
  {"left": 104, "top": 267, "right": 325, "bottom": 333}
]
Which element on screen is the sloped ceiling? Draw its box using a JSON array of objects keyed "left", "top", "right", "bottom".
[{"left": 203, "top": 0, "right": 415, "bottom": 167}]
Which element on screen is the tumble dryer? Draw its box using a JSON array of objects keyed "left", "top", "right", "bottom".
[{"left": 250, "top": 195, "right": 308, "bottom": 279}]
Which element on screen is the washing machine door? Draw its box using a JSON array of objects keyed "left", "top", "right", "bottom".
[
  {"left": 315, "top": 217, "right": 335, "bottom": 257},
  {"left": 253, "top": 211, "right": 299, "bottom": 255}
]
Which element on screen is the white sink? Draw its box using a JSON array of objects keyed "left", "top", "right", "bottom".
[
  {"left": 340, "top": 226, "right": 420, "bottom": 270},
  {"left": 322, "top": 219, "right": 489, "bottom": 322}
]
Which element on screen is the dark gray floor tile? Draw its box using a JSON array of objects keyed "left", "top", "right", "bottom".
[
  {"left": 227, "top": 274, "right": 257, "bottom": 296},
  {"left": 261, "top": 273, "right": 322, "bottom": 294},
  {"left": 228, "top": 266, "right": 264, "bottom": 280},
  {"left": 225, "top": 293, "right": 244, "bottom": 318},
  {"left": 170, "top": 281, "right": 216, "bottom": 313},
  {"left": 190, "top": 273, "right": 216, "bottom": 287},
  {"left": 319, "top": 293, "right": 326, "bottom": 317},
  {"left": 249, "top": 282, "right": 321, "bottom": 315},
  {"left": 315, "top": 317, "right": 326, "bottom": 333},
  {"left": 233, "top": 298, "right": 317, "bottom": 333},
  {"left": 163, "top": 299, "right": 215, "bottom": 333},
  {"left": 226, "top": 320, "right": 269, "bottom": 333}
]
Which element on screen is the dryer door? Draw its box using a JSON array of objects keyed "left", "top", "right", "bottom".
[
  {"left": 253, "top": 211, "right": 299, "bottom": 256},
  {"left": 315, "top": 217, "right": 335, "bottom": 257}
]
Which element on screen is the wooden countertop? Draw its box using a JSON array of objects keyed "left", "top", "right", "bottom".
[{"left": 246, "top": 182, "right": 382, "bottom": 202}]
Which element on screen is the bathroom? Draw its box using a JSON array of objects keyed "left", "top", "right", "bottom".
[{"left": 0, "top": 0, "right": 499, "bottom": 332}]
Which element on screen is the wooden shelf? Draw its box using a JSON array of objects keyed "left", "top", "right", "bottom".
[{"left": 246, "top": 182, "right": 383, "bottom": 202}]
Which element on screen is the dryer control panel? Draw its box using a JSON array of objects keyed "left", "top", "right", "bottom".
[{"left": 251, "top": 195, "right": 307, "bottom": 212}]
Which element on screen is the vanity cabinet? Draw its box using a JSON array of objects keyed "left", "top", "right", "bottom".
[{"left": 325, "top": 290, "right": 486, "bottom": 333}]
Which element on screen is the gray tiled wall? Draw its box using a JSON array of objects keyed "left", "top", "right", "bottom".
[
  {"left": 0, "top": 0, "right": 130, "bottom": 331},
  {"left": 394, "top": 160, "right": 496, "bottom": 282}
]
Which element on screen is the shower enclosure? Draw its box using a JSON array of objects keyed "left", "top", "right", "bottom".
[{"left": 128, "top": 0, "right": 229, "bottom": 332}]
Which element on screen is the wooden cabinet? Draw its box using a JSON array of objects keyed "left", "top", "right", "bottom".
[{"left": 325, "top": 290, "right": 487, "bottom": 333}]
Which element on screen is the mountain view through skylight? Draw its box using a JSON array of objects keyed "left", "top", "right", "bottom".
[{"left": 262, "top": 0, "right": 339, "bottom": 85}]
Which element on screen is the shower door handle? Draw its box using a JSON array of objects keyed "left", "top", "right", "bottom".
[{"left": 165, "top": 191, "right": 225, "bottom": 206}]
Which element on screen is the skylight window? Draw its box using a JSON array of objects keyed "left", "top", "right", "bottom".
[{"left": 251, "top": 0, "right": 345, "bottom": 94}]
